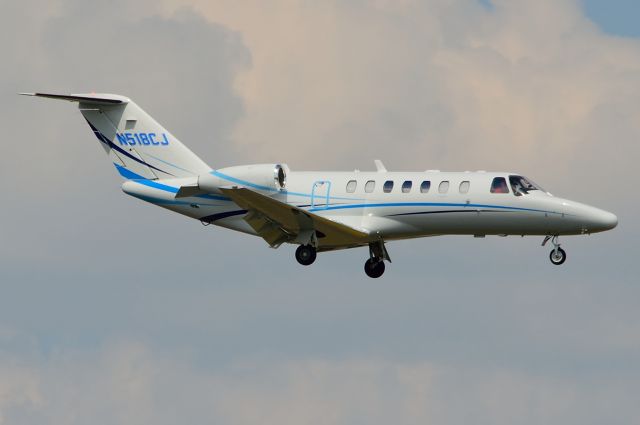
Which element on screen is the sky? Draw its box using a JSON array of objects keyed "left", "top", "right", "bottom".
[{"left": 0, "top": 0, "right": 639, "bottom": 424}]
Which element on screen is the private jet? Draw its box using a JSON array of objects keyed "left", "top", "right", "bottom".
[{"left": 23, "top": 93, "right": 618, "bottom": 278}]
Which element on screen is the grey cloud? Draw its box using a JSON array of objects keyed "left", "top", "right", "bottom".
[
  {"left": 36, "top": 0, "right": 251, "bottom": 168},
  {"left": 1, "top": 342, "right": 638, "bottom": 425},
  {"left": 0, "top": 0, "right": 249, "bottom": 261}
]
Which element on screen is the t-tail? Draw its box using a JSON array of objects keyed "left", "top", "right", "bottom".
[{"left": 21, "top": 93, "right": 211, "bottom": 180}]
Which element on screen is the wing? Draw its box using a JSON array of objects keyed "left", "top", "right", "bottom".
[{"left": 219, "top": 187, "right": 370, "bottom": 250}]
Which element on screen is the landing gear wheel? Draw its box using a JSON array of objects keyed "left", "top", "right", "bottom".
[
  {"left": 364, "top": 258, "right": 385, "bottom": 278},
  {"left": 549, "top": 247, "right": 567, "bottom": 265},
  {"left": 295, "top": 245, "right": 317, "bottom": 266}
]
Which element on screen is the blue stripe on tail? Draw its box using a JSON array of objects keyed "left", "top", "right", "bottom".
[{"left": 85, "top": 119, "right": 174, "bottom": 177}]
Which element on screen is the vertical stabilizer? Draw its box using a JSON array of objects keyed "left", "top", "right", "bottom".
[{"left": 23, "top": 92, "right": 212, "bottom": 180}]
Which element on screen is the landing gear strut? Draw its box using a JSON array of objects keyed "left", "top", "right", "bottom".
[
  {"left": 295, "top": 244, "right": 317, "bottom": 266},
  {"left": 542, "top": 235, "right": 566, "bottom": 265},
  {"left": 364, "top": 240, "right": 391, "bottom": 278}
]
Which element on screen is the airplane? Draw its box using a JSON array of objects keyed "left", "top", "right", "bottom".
[{"left": 22, "top": 92, "right": 618, "bottom": 278}]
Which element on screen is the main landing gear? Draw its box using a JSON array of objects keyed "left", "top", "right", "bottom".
[
  {"left": 542, "top": 235, "right": 567, "bottom": 265},
  {"left": 294, "top": 240, "right": 391, "bottom": 278},
  {"left": 295, "top": 244, "right": 317, "bottom": 266},
  {"left": 364, "top": 240, "right": 391, "bottom": 278},
  {"left": 364, "top": 258, "right": 385, "bottom": 278}
]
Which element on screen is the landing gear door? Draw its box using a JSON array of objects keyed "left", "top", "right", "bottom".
[{"left": 311, "top": 180, "right": 331, "bottom": 210}]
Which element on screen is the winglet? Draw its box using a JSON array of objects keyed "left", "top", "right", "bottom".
[{"left": 374, "top": 159, "right": 387, "bottom": 172}]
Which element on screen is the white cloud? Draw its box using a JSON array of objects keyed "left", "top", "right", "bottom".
[
  {"left": 161, "top": 0, "right": 639, "bottom": 202},
  {"left": 0, "top": 364, "right": 41, "bottom": 425}
]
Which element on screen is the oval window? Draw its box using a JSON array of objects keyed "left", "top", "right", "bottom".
[
  {"left": 438, "top": 181, "right": 449, "bottom": 193},
  {"left": 459, "top": 181, "right": 470, "bottom": 194},
  {"left": 346, "top": 180, "right": 357, "bottom": 193},
  {"left": 401, "top": 181, "right": 412, "bottom": 193},
  {"left": 383, "top": 180, "right": 394, "bottom": 193},
  {"left": 420, "top": 181, "right": 431, "bottom": 193},
  {"left": 365, "top": 180, "right": 375, "bottom": 193}
]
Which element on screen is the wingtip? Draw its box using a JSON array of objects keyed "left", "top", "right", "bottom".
[{"left": 19, "top": 92, "right": 36, "bottom": 96}]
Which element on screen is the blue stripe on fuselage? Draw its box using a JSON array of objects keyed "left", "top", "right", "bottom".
[
  {"left": 200, "top": 203, "right": 562, "bottom": 224},
  {"left": 308, "top": 202, "right": 562, "bottom": 215},
  {"left": 114, "top": 164, "right": 230, "bottom": 201}
]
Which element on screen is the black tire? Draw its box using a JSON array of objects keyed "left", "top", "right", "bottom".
[
  {"left": 364, "top": 258, "right": 385, "bottom": 278},
  {"left": 549, "top": 247, "right": 567, "bottom": 265},
  {"left": 295, "top": 245, "right": 317, "bottom": 266}
]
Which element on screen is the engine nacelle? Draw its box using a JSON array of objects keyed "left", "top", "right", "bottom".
[{"left": 198, "top": 163, "right": 289, "bottom": 193}]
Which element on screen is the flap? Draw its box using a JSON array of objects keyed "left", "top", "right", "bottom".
[{"left": 219, "top": 187, "right": 370, "bottom": 249}]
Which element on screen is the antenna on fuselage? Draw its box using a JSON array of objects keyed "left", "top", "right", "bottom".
[{"left": 374, "top": 159, "right": 387, "bottom": 172}]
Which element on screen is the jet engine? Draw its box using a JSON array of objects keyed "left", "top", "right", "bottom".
[{"left": 198, "top": 163, "right": 289, "bottom": 194}]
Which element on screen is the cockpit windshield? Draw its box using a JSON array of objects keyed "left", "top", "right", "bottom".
[{"left": 509, "top": 175, "right": 545, "bottom": 196}]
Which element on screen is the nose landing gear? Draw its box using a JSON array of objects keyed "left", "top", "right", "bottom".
[
  {"left": 549, "top": 247, "right": 567, "bottom": 265},
  {"left": 542, "top": 235, "right": 567, "bottom": 265}
]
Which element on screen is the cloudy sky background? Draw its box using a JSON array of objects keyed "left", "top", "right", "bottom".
[{"left": 1, "top": 0, "right": 639, "bottom": 423}]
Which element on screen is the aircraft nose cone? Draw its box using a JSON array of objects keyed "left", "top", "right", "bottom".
[
  {"left": 585, "top": 207, "right": 618, "bottom": 232},
  {"left": 599, "top": 211, "right": 618, "bottom": 230}
]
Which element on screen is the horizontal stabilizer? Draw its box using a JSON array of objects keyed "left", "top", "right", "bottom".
[{"left": 20, "top": 92, "right": 129, "bottom": 105}]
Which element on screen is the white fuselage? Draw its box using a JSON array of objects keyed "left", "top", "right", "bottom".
[{"left": 122, "top": 169, "right": 618, "bottom": 250}]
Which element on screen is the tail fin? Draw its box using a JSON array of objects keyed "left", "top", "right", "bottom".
[{"left": 22, "top": 93, "right": 211, "bottom": 179}]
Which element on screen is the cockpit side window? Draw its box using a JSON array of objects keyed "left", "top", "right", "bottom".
[
  {"left": 490, "top": 177, "right": 509, "bottom": 194},
  {"left": 509, "top": 175, "right": 543, "bottom": 196}
]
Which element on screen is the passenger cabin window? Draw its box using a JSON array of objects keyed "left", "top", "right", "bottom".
[
  {"left": 420, "top": 181, "right": 431, "bottom": 193},
  {"left": 383, "top": 180, "right": 394, "bottom": 193},
  {"left": 490, "top": 177, "right": 509, "bottom": 193},
  {"left": 459, "top": 181, "right": 470, "bottom": 194},
  {"left": 509, "top": 175, "right": 544, "bottom": 196},
  {"left": 438, "top": 181, "right": 449, "bottom": 193},
  {"left": 402, "top": 181, "right": 412, "bottom": 193},
  {"left": 346, "top": 180, "right": 357, "bottom": 193},
  {"left": 365, "top": 180, "right": 375, "bottom": 193}
]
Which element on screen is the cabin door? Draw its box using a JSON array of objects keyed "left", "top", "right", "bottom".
[{"left": 311, "top": 180, "right": 331, "bottom": 210}]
